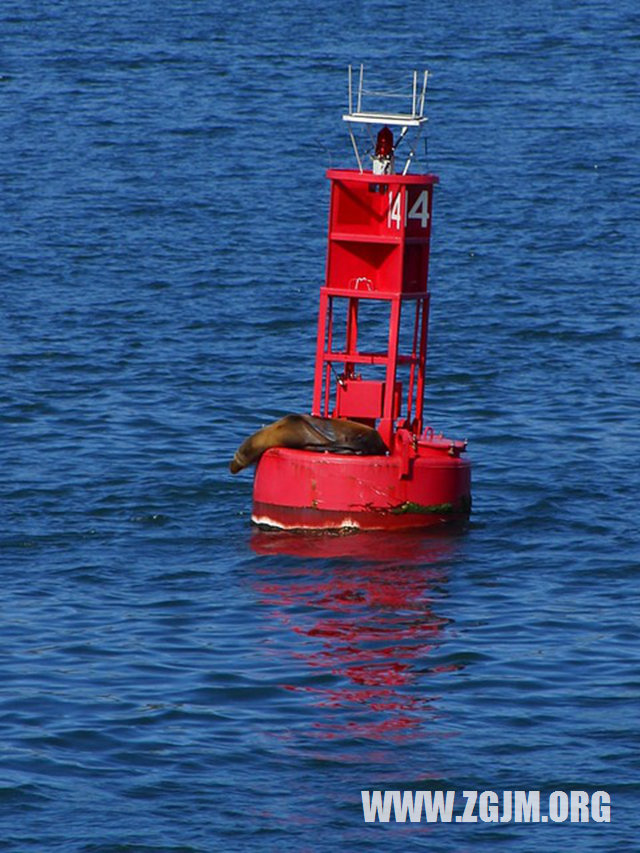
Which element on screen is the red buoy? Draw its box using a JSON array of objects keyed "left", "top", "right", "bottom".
[{"left": 250, "top": 67, "right": 471, "bottom": 531}]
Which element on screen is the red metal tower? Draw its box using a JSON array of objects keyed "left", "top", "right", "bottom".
[
  {"left": 313, "top": 168, "right": 437, "bottom": 449},
  {"left": 252, "top": 67, "right": 471, "bottom": 530}
]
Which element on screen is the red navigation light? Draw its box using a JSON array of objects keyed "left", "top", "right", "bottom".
[{"left": 375, "top": 126, "right": 394, "bottom": 157}]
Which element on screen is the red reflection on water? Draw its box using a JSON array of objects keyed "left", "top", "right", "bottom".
[
  {"left": 251, "top": 526, "right": 464, "bottom": 563},
  {"left": 251, "top": 529, "right": 464, "bottom": 743}
]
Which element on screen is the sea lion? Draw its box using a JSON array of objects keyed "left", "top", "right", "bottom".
[{"left": 229, "top": 414, "right": 388, "bottom": 474}]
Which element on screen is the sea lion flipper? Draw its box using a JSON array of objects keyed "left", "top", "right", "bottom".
[{"left": 298, "top": 415, "right": 340, "bottom": 445}]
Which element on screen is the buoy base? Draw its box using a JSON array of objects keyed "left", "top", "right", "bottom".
[
  {"left": 252, "top": 501, "right": 470, "bottom": 532},
  {"left": 251, "top": 434, "right": 471, "bottom": 532}
]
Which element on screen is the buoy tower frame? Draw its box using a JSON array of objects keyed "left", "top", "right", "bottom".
[{"left": 252, "top": 66, "right": 471, "bottom": 531}]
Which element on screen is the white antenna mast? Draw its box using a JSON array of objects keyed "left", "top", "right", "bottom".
[{"left": 343, "top": 65, "right": 429, "bottom": 174}]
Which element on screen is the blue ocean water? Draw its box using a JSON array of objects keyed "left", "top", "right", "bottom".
[{"left": 1, "top": 1, "right": 639, "bottom": 850}]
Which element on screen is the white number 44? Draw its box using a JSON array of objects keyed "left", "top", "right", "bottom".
[{"left": 387, "top": 190, "right": 430, "bottom": 230}]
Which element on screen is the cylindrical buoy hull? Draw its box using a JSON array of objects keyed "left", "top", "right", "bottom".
[{"left": 252, "top": 446, "right": 471, "bottom": 531}]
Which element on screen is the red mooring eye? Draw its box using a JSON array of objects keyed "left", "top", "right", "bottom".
[{"left": 375, "top": 125, "right": 394, "bottom": 156}]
